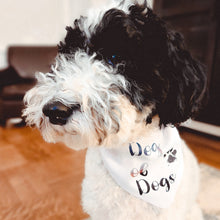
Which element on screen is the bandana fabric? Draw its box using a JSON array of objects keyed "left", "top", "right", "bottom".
[{"left": 100, "top": 126, "right": 184, "bottom": 208}]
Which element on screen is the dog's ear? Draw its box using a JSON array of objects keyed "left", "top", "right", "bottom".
[
  {"left": 129, "top": 5, "right": 207, "bottom": 126},
  {"left": 157, "top": 30, "right": 207, "bottom": 126}
]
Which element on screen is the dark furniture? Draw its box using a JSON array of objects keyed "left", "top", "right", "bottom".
[
  {"left": 0, "top": 46, "right": 57, "bottom": 125},
  {"left": 154, "top": 0, "right": 220, "bottom": 126}
]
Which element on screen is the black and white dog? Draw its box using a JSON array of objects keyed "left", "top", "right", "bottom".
[{"left": 23, "top": 0, "right": 207, "bottom": 219}]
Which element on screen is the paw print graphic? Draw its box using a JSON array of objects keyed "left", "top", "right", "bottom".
[{"left": 163, "top": 148, "right": 177, "bottom": 163}]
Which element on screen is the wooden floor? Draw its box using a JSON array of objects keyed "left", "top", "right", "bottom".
[
  {"left": 0, "top": 126, "right": 219, "bottom": 220},
  {"left": 0, "top": 127, "right": 88, "bottom": 220},
  {"left": 180, "top": 129, "right": 220, "bottom": 169}
]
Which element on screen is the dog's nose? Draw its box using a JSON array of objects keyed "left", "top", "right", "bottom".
[{"left": 42, "top": 101, "right": 80, "bottom": 125}]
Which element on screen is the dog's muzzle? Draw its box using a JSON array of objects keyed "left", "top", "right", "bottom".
[{"left": 42, "top": 101, "right": 80, "bottom": 125}]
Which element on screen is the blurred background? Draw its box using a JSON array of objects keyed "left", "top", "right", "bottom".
[
  {"left": 0, "top": 0, "right": 219, "bottom": 134},
  {"left": 0, "top": 0, "right": 219, "bottom": 219}
]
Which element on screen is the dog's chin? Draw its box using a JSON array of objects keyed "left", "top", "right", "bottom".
[{"left": 38, "top": 119, "right": 98, "bottom": 150}]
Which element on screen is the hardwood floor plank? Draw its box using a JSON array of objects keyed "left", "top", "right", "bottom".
[
  {"left": 0, "top": 145, "right": 27, "bottom": 171},
  {"left": 180, "top": 130, "right": 220, "bottom": 169},
  {"left": 0, "top": 174, "right": 20, "bottom": 208}
]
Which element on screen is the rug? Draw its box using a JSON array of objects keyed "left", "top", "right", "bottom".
[{"left": 199, "top": 164, "right": 220, "bottom": 220}]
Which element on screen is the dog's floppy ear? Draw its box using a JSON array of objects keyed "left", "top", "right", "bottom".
[
  {"left": 129, "top": 5, "right": 207, "bottom": 126},
  {"left": 157, "top": 30, "right": 207, "bottom": 125}
]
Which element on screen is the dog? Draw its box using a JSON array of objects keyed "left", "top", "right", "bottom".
[{"left": 23, "top": 0, "right": 207, "bottom": 219}]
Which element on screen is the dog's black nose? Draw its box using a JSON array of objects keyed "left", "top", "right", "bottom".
[{"left": 42, "top": 101, "right": 80, "bottom": 125}]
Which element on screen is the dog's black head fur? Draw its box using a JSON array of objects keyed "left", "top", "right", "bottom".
[{"left": 58, "top": 2, "right": 207, "bottom": 126}]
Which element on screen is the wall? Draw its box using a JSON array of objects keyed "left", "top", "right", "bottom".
[{"left": 0, "top": 0, "right": 153, "bottom": 69}]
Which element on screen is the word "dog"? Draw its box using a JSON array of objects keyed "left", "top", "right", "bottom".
[
  {"left": 130, "top": 163, "right": 176, "bottom": 195},
  {"left": 129, "top": 142, "right": 162, "bottom": 157}
]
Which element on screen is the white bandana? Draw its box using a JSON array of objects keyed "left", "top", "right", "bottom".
[{"left": 100, "top": 126, "right": 184, "bottom": 208}]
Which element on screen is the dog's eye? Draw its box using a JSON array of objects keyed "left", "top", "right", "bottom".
[{"left": 107, "top": 55, "right": 120, "bottom": 66}]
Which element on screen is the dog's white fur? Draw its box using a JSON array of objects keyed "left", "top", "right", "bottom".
[{"left": 23, "top": 1, "right": 204, "bottom": 219}]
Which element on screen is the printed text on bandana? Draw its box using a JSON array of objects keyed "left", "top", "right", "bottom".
[
  {"left": 100, "top": 127, "right": 184, "bottom": 208},
  {"left": 129, "top": 142, "right": 176, "bottom": 196}
]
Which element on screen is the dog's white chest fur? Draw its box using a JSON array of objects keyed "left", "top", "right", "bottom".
[{"left": 100, "top": 126, "right": 184, "bottom": 208}]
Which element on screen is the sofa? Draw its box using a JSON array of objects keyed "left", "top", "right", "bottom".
[{"left": 0, "top": 46, "right": 57, "bottom": 125}]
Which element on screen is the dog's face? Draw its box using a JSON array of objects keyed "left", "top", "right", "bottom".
[{"left": 23, "top": 1, "right": 206, "bottom": 149}]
